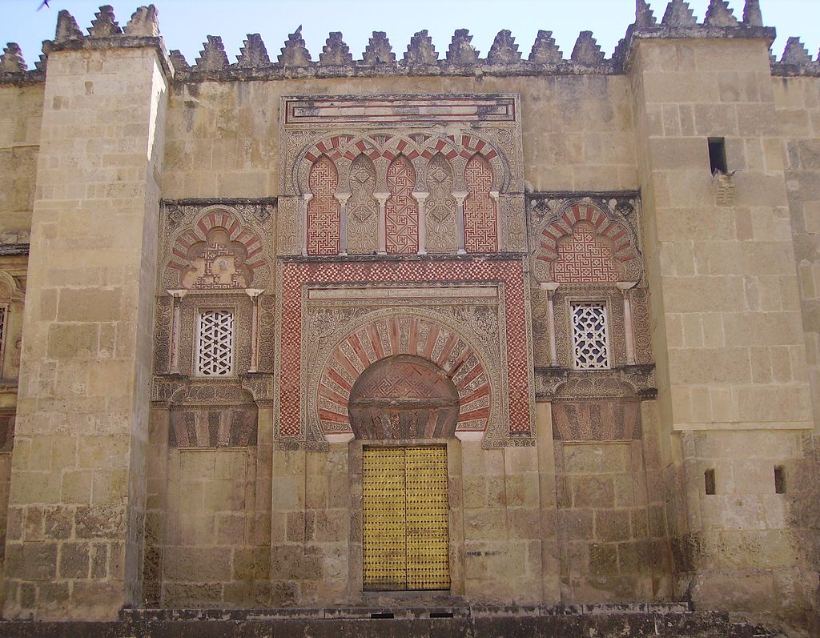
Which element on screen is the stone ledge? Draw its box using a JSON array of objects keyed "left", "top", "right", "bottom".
[{"left": 0, "top": 607, "right": 788, "bottom": 638}]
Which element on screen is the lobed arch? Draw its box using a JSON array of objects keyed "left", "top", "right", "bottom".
[
  {"left": 294, "top": 131, "right": 509, "bottom": 196},
  {"left": 535, "top": 200, "right": 641, "bottom": 283},
  {"left": 315, "top": 313, "right": 493, "bottom": 440},
  {"left": 166, "top": 207, "right": 266, "bottom": 288}
]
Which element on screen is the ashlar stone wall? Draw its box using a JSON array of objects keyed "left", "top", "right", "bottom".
[
  {"left": 629, "top": 35, "right": 816, "bottom": 624},
  {"left": 0, "top": 83, "right": 41, "bottom": 243},
  {"left": 2, "top": 45, "right": 169, "bottom": 621}
]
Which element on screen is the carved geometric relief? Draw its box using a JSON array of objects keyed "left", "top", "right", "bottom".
[
  {"left": 307, "top": 155, "right": 341, "bottom": 255},
  {"left": 183, "top": 227, "right": 249, "bottom": 289},
  {"left": 534, "top": 200, "right": 640, "bottom": 284},
  {"left": 554, "top": 223, "right": 619, "bottom": 284},
  {"left": 349, "top": 355, "right": 460, "bottom": 440},
  {"left": 347, "top": 154, "right": 379, "bottom": 254},
  {"left": 551, "top": 399, "right": 641, "bottom": 441},
  {"left": 425, "top": 153, "right": 457, "bottom": 253},
  {"left": 166, "top": 207, "right": 268, "bottom": 289},
  {"left": 385, "top": 156, "right": 419, "bottom": 254},
  {"left": 278, "top": 260, "right": 534, "bottom": 441},
  {"left": 464, "top": 154, "right": 498, "bottom": 253},
  {"left": 169, "top": 404, "right": 258, "bottom": 447}
]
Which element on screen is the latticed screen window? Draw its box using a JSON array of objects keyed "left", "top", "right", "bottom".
[
  {"left": 196, "top": 310, "right": 234, "bottom": 376},
  {"left": 571, "top": 302, "right": 610, "bottom": 370}
]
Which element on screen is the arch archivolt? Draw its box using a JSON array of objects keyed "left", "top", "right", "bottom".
[
  {"left": 307, "top": 308, "right": 502, "bottom": 441},
  {"left": 293, "top": 130, "right": 509, "bottom": 197},
  {"left": 165, "top": 206, "right": 269, "bottom": 290},
  {"left": 533, "top": 199, "right": 642, "bottom": 284}
]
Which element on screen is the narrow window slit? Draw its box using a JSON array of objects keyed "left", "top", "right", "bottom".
[
  {"left": 704, "top": 468, "right": 716, "bottom": 495},
  {"left": 708, "top": 137, "right": 727, "bottom": 174},
  {"left": 774, "top": 466, "right": 786, "bottom": 494}
]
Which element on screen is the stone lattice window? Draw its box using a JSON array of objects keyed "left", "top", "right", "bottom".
[
  {"left": 571, "top": 303, "right": 610, "bottom": 369},
  {"left": 196, "top": 310, "right": 235, "bottom": 376}
]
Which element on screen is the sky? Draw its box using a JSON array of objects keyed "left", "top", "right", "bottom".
[{"left": 1, "top": 0, "right": 818, "bottom": 68}]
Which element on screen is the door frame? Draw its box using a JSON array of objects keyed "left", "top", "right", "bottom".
[{"left": 347, "top": 437, "right": 465, "bottom": 602}]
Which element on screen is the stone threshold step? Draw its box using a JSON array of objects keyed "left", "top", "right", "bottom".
[
  {"left": 121, "top": 601, "right": 694, "bottom": 622},
  {"left": 0, "top": 609, "right": 787, "bottom": 638}
]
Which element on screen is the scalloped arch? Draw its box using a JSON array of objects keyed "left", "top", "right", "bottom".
[{"left": 166, "top": 207, "right": 266, "bottom": 287}]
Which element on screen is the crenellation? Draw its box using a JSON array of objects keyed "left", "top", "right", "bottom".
[
  {"left": 125, "top": 5, "right": 160, "bottom": 38},
  {"left": 703, "top": 0, "right": 738, "bottom": 28},
  {"left": 35, "top": 40, "right": 52, "bottom": 73},
  {"left": 168, "top": 49, "right": 189, "bottom": 73},
  {"left": 87, "top": 5, "right": 123, "bottom": 38},
  {"left": 236, "top": 34, "right": 270, "bottom": 69},
  {"left": 403, "top": 30, "right": 438, "bottom": 66},
  {"left": 771, "top": 37, "right": 820, "bottom": 77},
  {"left": 320, "top": 32, "right": 353, "bottom": 67},
  {"left": 661, "top": 0, "right": 698, "bottom": 27},
  {"left": 528, "top": 30, "right": 563, "bottom": 65},
  {"left": 195, "top": 35, "right": 229, "bottom": 72},
  {"left": 446, "top": 29, "right": 479, "bottom": 66},
  {"left": 2, "top": 2, "right": 817, "bottom": 84},
  {"left": 635, "top": 0, "right": 658, "bottom": 27},
  {"left": 487, "top": 30, "right": 522, "bottom": 66},
  {"left": 742, "top": 0, "right": 763, "bottom": 27},
  {"left": 361, "top": 31, "right": 395, "bottom": 66},
  {"left": 780, "top": 37, "right": 813, "bottom": 65},
  {"left": 0, "top": 44, "right": 27, "bottom": 75},
  {"left": 570, "top": 31, "right": 605, "bottom": 67},
  {"left": 277, "top": 26, "right": 311, "bottom": 68},
  {"left": 54, "top": 10, "right": 83, "bottom": 44}
]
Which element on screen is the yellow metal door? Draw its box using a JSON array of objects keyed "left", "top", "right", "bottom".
[{"left": 362, "top": 446, "right": 450, "bottom": 591}]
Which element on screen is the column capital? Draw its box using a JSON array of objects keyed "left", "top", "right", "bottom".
[
  {"left": 166, "top": 289, "right": 188, "bottom": 299},
  {"left": 616, "top": 281, "right": 639, "bottom": 292}
]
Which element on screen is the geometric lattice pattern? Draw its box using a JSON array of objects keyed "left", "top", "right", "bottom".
[
  {"left": 537, "top": 202, "right": 639, "bottom": 278},
  {"left": 279, "top": 259, "right": 531, "bottom": 437},
  {"left": 385, "top": 155, "right": 419, "bottom": 254},
  {"left": 571, "top": 303, "right": 610, "bottom": 370},
  {"left": 554, "top": 225, "right": 619, "bottom": 283},
  {"left": 196, "top": 310, "right": 235, "bottom": 376},
  {"left": 307, "top": 155, "right": 341, "bottom": 255},
  {"left": 463, "top": 153, "right": 498, "bottom": 253}
]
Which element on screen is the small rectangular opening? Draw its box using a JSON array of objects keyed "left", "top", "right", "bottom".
[
  {"left": 708, "top": 137, "right": 728, "bottom": 174},
  {"left": 774, "top": 466, "right": 786, "bottom": 494},
  {"left": 371, "top": 612, "right": 394, "bottom": 619},
  {"left": 704, "top": 468, "right": 716, "bottom": 495},
  {"left": 430, "top": 612, "right": 454, "bottom": 619}
]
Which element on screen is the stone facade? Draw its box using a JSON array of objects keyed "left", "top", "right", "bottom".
[{"left": 0, "top": 1, "right": 816, "bottom": 635}]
